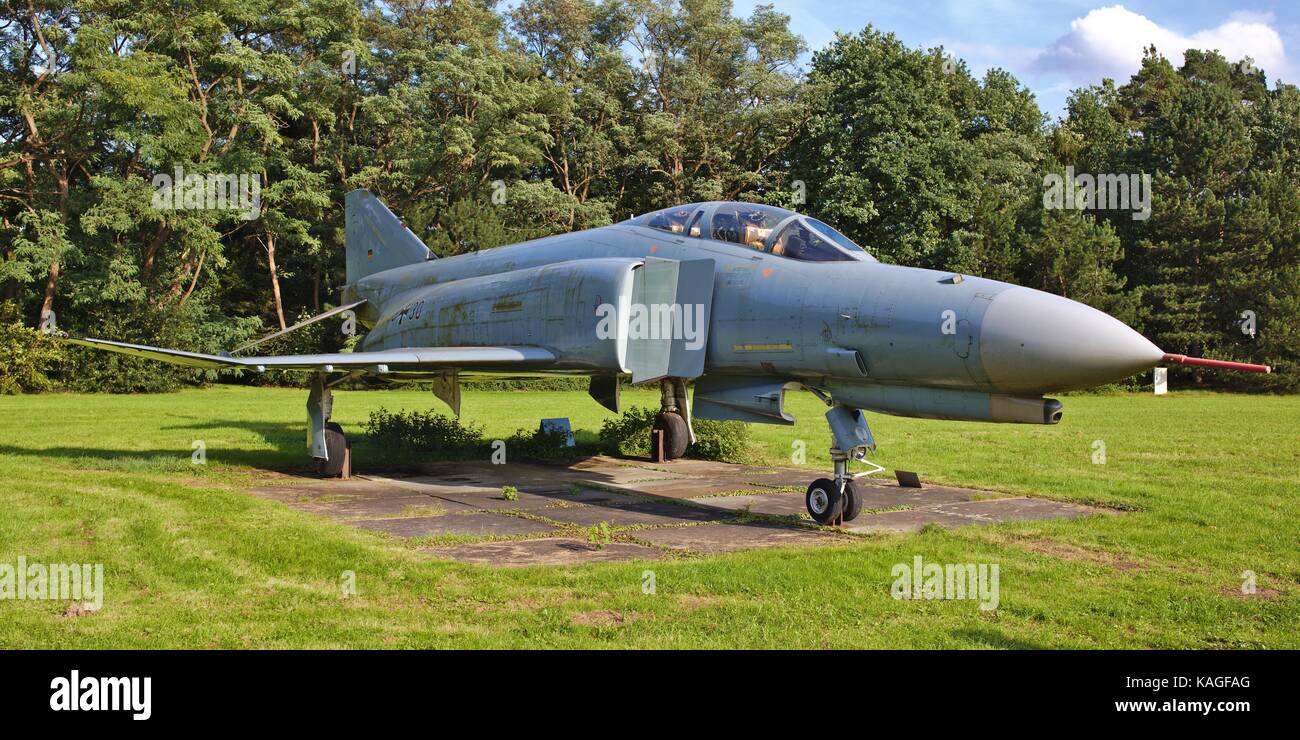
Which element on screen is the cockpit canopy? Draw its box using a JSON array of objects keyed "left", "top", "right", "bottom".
[{"left": 623, "top": 202, "right": 875, "bottom": 263}]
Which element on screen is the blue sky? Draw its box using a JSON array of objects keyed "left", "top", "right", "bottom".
[{"left": 732, "top": 1, "right": 1298, "bottom": 118}]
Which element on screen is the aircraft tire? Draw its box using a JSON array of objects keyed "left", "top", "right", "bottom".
[
  {"left": 806, "top": 478, "right": 844, "bottom": 525},
  {"left": 841, "top": 479, "right": 864, "bottom": 522},
  {"left": 653, "top": 411, "right": 689, "bottom": 460},
  {"left": 316, "top": 422, "right": 350, "bottom": 477}
]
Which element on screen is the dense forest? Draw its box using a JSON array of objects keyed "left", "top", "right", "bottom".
[{"left": 2, "top": 0, "right": 1296, "bottom": 392}]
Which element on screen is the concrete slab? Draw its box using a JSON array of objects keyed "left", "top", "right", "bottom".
[
  {"left": 537, "top": 501, "right": 733, "bottom": 528},
  {"left": 369, "top": 474, "right": 657, "bottom": 512},
  {"left": 422, "top": 538, "right": 661, "bottom": 566},
  {"left": 249, "top": 457, "right": 1104, "bottom": 562},
  {"left": 845, "top": 477, "right": 989, "bottom": 507},
  {"left": 845, "top": 508, "right": 996, "bottom": 533},
  {"left": 354, "top": 512, "right": 559, "bottom": 538},
  {"left": 637, "top": 522, "right": 839, "bottom": 553},
  {"left": 689, "top": 492, "right": 809, "bottom": 517},
  {"left": 302, "top": 492, "right": 476, "bottom": 520}
]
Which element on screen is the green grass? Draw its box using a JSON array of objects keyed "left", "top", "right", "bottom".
[{"left": 0, "top": 386, "right": 1296, "bottom": 648}]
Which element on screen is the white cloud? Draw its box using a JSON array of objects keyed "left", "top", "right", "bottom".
[{"left": 1033, "top": 5, "right": 1288, "bottom": 83}]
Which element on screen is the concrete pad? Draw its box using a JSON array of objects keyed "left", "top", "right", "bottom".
[
  {"left": 372, "top": 473, "right": 650, "bottom": 509},
  {"left": 613, "top": 479, "right": 770, "bottom": 499},
  {"left": 426, "top": 487, "right": 580, "bottom": 512},
  {"left": 845, "top": 508, "right": 995, "bottom": 533},
  {"left": 537, "top": 502, "right": 732, "bottom": 528},
  {"left": 354, "top": 512, "right": 559, "bottom": 538},
  {"left": 248, "top": 478, "right": 392, "bottom": 503},
  {"left": 249, "top": 457, "right": 1106, "bottom": 563},
  {"left": 302, "top": 492, "right": 476, "bottom": 520},
  {"left": 543, "top": 486, "right": 638, "bottom": 505},
  {"left": 637, "top": 522, "right": 838, "bottom": 553},
  {"left": 846, "top": 478, "right": 987, "bottom": 507},
  {"left": 422, "top": 538, "right": 661, "bottom": 566},
  {"left": 689, "top": 492, "right": 809, "bottom": 517}
]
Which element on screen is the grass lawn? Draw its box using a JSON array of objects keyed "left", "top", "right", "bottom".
[{"left": 0, "top": 385, "right": 1296, "bottom": 648}]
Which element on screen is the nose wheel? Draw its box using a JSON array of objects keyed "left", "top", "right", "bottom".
[
  {"left": 805, "top": 475, "right": 866, "bottom": 524},
  {"left": 806, "top": 478, "right": 842, "bottom": 524},
  {"left": 802, "top": 400, "right": 878, "bottom": 525}
]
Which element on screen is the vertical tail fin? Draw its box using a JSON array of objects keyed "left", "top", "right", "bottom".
[{"left": 345, "top": 189, "right": 432, "bottom": 284}]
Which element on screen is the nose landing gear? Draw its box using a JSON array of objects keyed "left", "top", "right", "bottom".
[{"left": 803, "top": 402, "right": 879, "bottom": 525}]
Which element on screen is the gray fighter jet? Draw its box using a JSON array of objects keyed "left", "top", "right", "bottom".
[{"left": 64, "top": 191, "right": 1271, "bottom": 523}]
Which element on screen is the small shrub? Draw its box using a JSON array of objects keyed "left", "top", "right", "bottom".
[
  {"left": 598, "top": 406, "right": 752, "bottom": 462},
  {"left": 501, "top": 485, "right": 518, "bottom": 501},
  {"left": 586, "top": 521, "right": 612, "bottom": 549},
  {"left": 0, "top": 304, "right": 64, "bottom": 394},
  {"left": 460, "top": 376, "right": 589, "bottom": 392},
  {"left": 503, "top": 426, "right": 584, "bottom": 461},
  {"left": 599, "top": 407, "right": 659, "bottom": 457},
  {"left": 688, "top": 418, "right": 752, "bottom": 462},
  {"left": 364, "top": 407, "right": 484, "bottom": 452}
]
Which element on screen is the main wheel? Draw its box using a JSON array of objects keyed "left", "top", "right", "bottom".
[
  {"left": 805, "top": 478, "right": 844, "bottom": 524},
  {"left": 316, "top": 422, "right": 350, "bottom": 477},
  {"left": 841, "top": 479, "right": 865, "bottom": 522},
  {"left": 653, "top": 411, "right": 689, "bottom": 460}
]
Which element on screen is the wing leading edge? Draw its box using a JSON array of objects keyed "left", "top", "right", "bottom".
[{"left": 62, "top": 336, "right": 556, "bottom": 373}]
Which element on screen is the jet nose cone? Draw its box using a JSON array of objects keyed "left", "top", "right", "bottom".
[{"left": 979, "top": 287, "right": 1164, "bottom": 393}]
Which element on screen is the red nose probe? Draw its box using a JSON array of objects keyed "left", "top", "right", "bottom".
[{"left": 1162, "top": 353, "right": 1272, "bottom": 374}]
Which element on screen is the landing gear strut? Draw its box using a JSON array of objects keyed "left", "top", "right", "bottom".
[
  {"left": 308, "top": 373, "right": 352, "bottom": 478},
  {"left": 654, "top": 377, "right": 695, "bottom": 461},
  {"left": 804, "top": 402, "right": 877, "bottom": 525}
]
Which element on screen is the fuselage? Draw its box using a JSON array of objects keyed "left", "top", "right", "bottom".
[{"left": 343, "top": 202, "right": 1164, "bottom": 403}]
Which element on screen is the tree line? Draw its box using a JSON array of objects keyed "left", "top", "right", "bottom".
[{"left": 2, "top": 0, "right": 1295, "bottom": 392}]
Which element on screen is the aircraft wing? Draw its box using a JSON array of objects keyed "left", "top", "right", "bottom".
[{"left": 62, "top": 336, "right": 556, "bottom": 373}]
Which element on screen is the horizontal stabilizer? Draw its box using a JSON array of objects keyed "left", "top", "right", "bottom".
[{"left": 62, "top": 336, "right": 554, "bottom": 373}]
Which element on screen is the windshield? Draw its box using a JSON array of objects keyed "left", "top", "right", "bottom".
[
  {"left": 807, "top": 218, "right": 874, "bottom": 260},
  {"left": 771, "top": 220, "right": 854, "bottom": 261}
]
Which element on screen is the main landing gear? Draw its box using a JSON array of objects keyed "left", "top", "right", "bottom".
[
  {"left": 308, "top": 373, "right": 352, "bottom": 478},
  {"left": 804, "top": 402, "right": 878, "bottom": 525},
  {"left": 653, "top": 377, "right": 696, "bottom": 461}
]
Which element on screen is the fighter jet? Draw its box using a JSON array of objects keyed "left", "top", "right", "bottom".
[{"left": 63, "top": 191, "right": 1272, "bottom": 523}]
